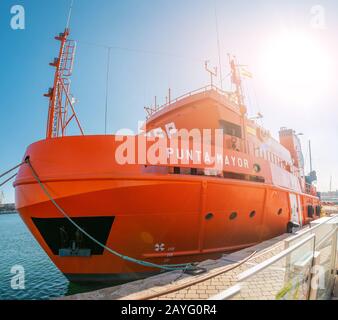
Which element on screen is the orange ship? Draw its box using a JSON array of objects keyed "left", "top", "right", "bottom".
[{"left": 14, "top": 29, "right": 320, "bottom": 282}]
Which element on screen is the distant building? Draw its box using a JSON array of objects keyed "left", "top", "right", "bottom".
[
  {"left": 320, "top": 190, "right": 338, "bottom": 204},
  {"left": 0, "top": 191, "right": 4, "bottom": 207}
]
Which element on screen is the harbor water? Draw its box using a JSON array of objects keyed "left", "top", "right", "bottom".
[{"left": 0, "top": 213, "right": 108, "bottom": 300}]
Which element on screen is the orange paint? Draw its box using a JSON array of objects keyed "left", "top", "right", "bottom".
[{"left": 13, "top": 31, "right": 320, "bottom": 283}]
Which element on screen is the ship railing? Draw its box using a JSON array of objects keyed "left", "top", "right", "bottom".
[
  {"left": 209, "top": 214, "right": 338, "bottom": 300},
  {"left": 285, "top": 214, "right": 338, "bottom": 248},
  {"left": 145, "top": 85, "right": 232, "bottom": 118},
  {"left": 305, "top": 183, "right": 316, "bottom": 196},
  {"left": 305, "top": 183, "right": 311, "bottom": 194}
]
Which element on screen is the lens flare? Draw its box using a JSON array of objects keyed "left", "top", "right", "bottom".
[{"left": 259, "top": 30, "right": 333, "bottom": 105}]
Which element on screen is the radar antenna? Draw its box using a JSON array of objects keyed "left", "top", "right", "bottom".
[{"left": 205, "top": 61, "right": 217, "bottom": 87}]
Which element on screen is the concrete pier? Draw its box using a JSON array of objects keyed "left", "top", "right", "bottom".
[
  {"left": 60, "top": 233, "right": 292, "bottom": 300},
  {"left": 60, "top": 208, "right": 338, "bottom": 301},
  {"left": 0, "top": 203, "right": 16, "bottom": 214}
]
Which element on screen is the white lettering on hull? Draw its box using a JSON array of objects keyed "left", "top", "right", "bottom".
[{"left": 165, "top": 148, "right": 250, "bottom": 169}]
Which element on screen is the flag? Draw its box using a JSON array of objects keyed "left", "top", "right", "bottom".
[
  {"left": 246, "top": 126, "right": 257, "bottom": 136},
  {"left": 240, "top": 67, "right": 253, "bottom": 79}
]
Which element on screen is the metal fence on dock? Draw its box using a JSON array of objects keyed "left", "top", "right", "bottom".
[{"left": 210, "top": 215, "right": 338, "bottom": 300}]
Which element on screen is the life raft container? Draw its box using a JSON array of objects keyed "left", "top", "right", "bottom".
[{"left": 257, "top": 127, "right": 270, "bottom": 141}]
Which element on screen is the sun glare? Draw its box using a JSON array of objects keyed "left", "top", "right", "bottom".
[{"left": 259, "top": 30, "right": 333, "bottom": 105}]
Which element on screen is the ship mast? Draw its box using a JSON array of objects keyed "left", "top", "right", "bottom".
[
  {"left": 228, "top": 55, "right": 246, "bottom": 109},
  {"left": 305, "top": 139, "right": 317, "bottom": 184},
  {"left": 228, "top": 55, "right": 248, "bottom": 153},
  {"left": 309, "top": 140, "right": 313, "bottom": 172},
  {"left": 45, "top": 3, "right": 83, "bottom": 138}
]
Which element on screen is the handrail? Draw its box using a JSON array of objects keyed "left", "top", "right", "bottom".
[
  {"left": 316, "top": 226, "right": 338, "bottom": 249},
  {"left": 145, "top": 85, "right": 233, "bottom": 118},
  {"left": 208, "top": 284, "right": 241, "bottom": 300},
  {"left": 285, "top": 214, "right": 338, "bottom": 245},
  {"left": 237, "top": 234, "right": 315, "bottom": 282},
  {"left": 209, "top": 234, "right": 315, "bottom": 300},
  {"left": 209, "top": 214, "right": 338, "bottom": 300}
]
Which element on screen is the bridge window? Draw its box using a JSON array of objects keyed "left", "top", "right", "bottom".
[{"left": 219, "top": 120, "right": 242, "bottom": 139}]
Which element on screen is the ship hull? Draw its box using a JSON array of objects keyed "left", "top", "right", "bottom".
[{"left": 14, "top": 136, "right": 320, "bottom": 282}]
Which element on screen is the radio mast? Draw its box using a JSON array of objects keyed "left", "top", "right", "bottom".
[
  {"left": 205, "top": 61, "right": 217, "bottom": 87},
  {"left": 45, "top": 0, "right": 83, "bottom": 138},
  {"left": 309, "top": 140, "right": 313, "bottom": 172}
]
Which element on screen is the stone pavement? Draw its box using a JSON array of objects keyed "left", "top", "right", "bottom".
[
  {"left": 332, "top": 277, "right": 338, "bottom": 300},
  {"left": 154, "top": 237, "right": 288, "bottom": 300},
  {"left": 61, "top": 233, "right": 290, "bottom": 300},
  {"left": 59, "top": 209, "right": 338, "bottom": 300}
]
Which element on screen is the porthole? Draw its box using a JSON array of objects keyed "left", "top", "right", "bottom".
[
  {"left": 249, "top": 211, "right": 256, "bottom": 218},
  {"left": 191, "top": 168, "right": 197, "bottom": 175},
  {"left": 205, "top": 213, "right": 214, "bottom": 220},
  {"left": 277, "top": 208, "right": 283, "bottom": 215},
  {"left": 173, "top": 167, "right": 180, "bottom": 174},
  {"left": 230, "top": 212, "right": 238, "bottom": 220},
  {"left": 307, "top": 205, "right": 314, "bottom": 218},
  {"left": 253, "top": 164, "right": 261, "bottom": 173}
]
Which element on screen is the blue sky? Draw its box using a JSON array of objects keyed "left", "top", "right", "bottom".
[{"left": 0, "top": 0, "right": 338, "bottom": 202}]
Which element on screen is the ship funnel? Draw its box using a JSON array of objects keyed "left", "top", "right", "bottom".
[{"left": 279, "top": 128, "right": 304, "bottom": 170}]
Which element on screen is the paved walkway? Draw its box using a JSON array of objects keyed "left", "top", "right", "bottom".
[
  {"left": 59, "top": 209, "right": 338, "bottom": 301},
  {"left": 332, "top": 277, "right": 338, "bottom": 300},
  {"left": 154, "top": 239, "right": 287, "bottom": 300},
  {"left": 61, "top": 233, "right": 289, "bottom": 300}
]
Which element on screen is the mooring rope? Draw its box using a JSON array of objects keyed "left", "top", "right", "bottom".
[
  {"left": 136, "top": 250, "right": 257, "bottom": 300},
  {"left": 0, "top": 173, "right": 18, "bottom": 187},
  {"left": 24, "top": 157, "right": 201, "bottom": 273},
  {"left": 0, "top": 161, "right": 26, "bottom": 188},
  {"left": 0, "top": 162, "right": 25, "bottom": 180}
]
